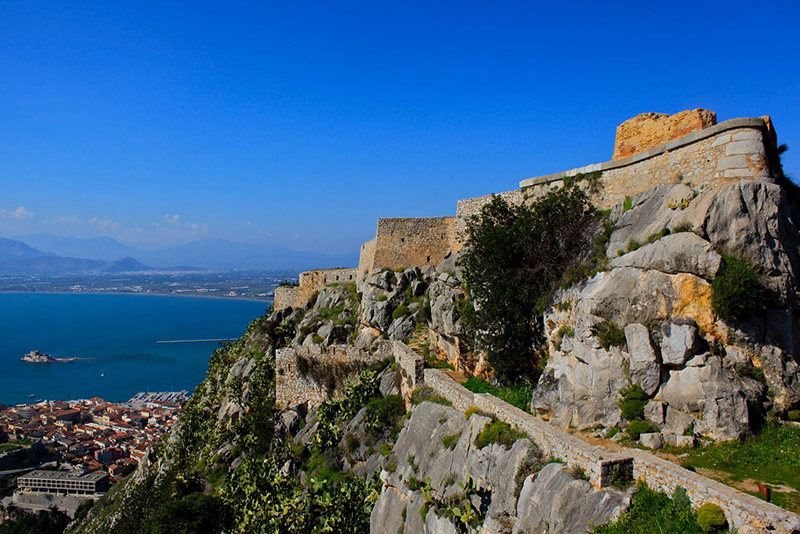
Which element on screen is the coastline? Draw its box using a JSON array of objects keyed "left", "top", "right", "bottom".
[{"left": 0, "top": 289, "right": 273, "bottom": 304}]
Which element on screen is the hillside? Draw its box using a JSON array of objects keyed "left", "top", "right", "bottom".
[{"left": 64, "top": 111, "right": 800, "bottom": 534}]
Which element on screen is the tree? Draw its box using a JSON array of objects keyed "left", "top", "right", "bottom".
[{"left": 458, "top": 187, "right": 598, "bottom": 381}]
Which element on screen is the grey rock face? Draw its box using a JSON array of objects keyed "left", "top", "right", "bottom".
[
  {"left": 379, "top": 369, "right": 400, "bottom": 397},
  {"left": 611, "top": 232, "right": 723, "bottom": 280},
  {"left": 624, "top": 324, "right": 662, "bottom": 395},
  {"left": 660, "top": 321, "right": 701, "bottom": 366},
  {"left": 639, "top": 432, "right": 665, "bottom": 449},
  {"left": 388, "top": 314, "right": 416, "bottom": 342},
  {"left": 512, "top": 463, "right": 629, "bottom": 534}
]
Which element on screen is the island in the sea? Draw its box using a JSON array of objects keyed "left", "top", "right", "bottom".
[{"left": 20, "top": 350, "right": 78, "bottom": 364}]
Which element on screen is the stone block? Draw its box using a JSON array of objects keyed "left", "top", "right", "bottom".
[
  {"left": 662, "top": 432, "right": 678, "bottom": 445},
  {"left": 645, "top": 401, "right": 667, "bottom": 426},
  {"left": 660, "top": 322, "right": 700, "bottom": 366},
  {"left": 724, "top": 168, "right": 758, "bottom": 178},
  {"left": 711, "top": 133, "right": 731, "bottom": 147},
  {"left": 726, "top": 139, "right": 764, "bottom": 156},
  {"left": 675, "top": 435, "right": 696, "bottom": 448},
  {"left": 716, "top": 155, "right": 748, "bottom": 171},
  {"left": 640, "top": 432, "right": 665, "bottom": 449},
  {"left": 731, "top": 131, "right": 762, "bottom": 142}
]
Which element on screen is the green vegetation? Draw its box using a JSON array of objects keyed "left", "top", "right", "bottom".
[
  {"left": 697, "top": 503, "right": 728, "bottom": 533},
  {"left": 377, "top": 295, "right": 388, "bottom": 302},
  {"left": 391, "top": 304, "right": 410, "bottom": 320},
  {"left": 623, "top": 195, "right": 633, "bottom": 212},
  {"left": 626, "top": 420, "right": 658, "bottom": 440},
  {"left": 462, "top": 377, "right": 533, "bottom": 412},
  {"left": 618, "top": 384, "right": 649, "bottom": 421},
  {"left": 441, "top": 432, "right": 460, "bottom": 449},
  {"left": 627, "top": 238, "right": 641, "bottom": 252},
  {"left": 410, "top": 386, "right": 453, "bottom": 407},
  {"left": 711, "top": 255, "right": 766, "bottom": 320},
  {"left": 562, "top": 170, "right": 603, "bottom": 194},
  {"left": 646, "top": 227, "right": 670, "bottom": 243},
  {"left": 144, "top": 492, "right": 232, "bottom": 534},
  {"left": 673, "top": 221, "right": 693, "bottom": 233},
  {"left": 0, "top": 507, "right": 71, "bottom": 534},
  {"left": 458, "top": 187, "right": 599, "bottom": 381},
  {"left": 592, "top": 483, "right": 711, "bottom": 534},
  {"left": 593, "top": 320, "right": 626, "bottom": 350},
  {"left": 474, "top": 420, "right": 526, "bottom": 450},
  {"left": 682, "top": 423, "right": 800, "bottom": 512}
]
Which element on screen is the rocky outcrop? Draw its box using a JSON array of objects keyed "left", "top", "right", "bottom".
[
  {"left": 371, "top": 401, "right": 628, "bottom": 534},
  {"left": 533, "top": 179, "right": 800, "bottom": 439},
  {"left": 613, "top": 109, "right": 717, "bottom": 160}
]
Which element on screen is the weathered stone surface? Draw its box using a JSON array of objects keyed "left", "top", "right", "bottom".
[
  {"left": 611, "top": 233, "right": 723, "bottom": 280},
  {"left": 640, "top": 432, "right": 665, "bottom": 449},
  {"left": 353, "top": 327, "right": 380, "bottom": 349},
  {"left": 379, "top": 369, "right": 400, "bottom": 397},
  {"left": 644, "top": 400, "right": 667, "bottom": 426},
  {"left": 387, "top": 314, "right": 415, "bottom": 342},
  {"left": 613, "top": 109, "right": 716, "bottom": 160},
  {"left": 624, "top": 323, "right": 662, "bottom": 395},
  {"left": 656, "top": 354, "right": 765, "bottom": 439},
  {"left": 660, "top": 321, "right": 701, "bottom": 366},
  {"left": 512, "top": 463, "right": 629, "bottom": 534}
]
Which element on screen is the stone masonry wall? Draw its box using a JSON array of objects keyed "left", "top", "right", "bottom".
[
  {"left": 275, "top": 344, "right": 381, "bottom": 408},
  {"left": 520, "top": 117, "right": 779, "bottom": 211},
  {"left": 613, "top": 109, "right": 717, "bottom": 160},
  {"left": 422, "top": 368, "right": 800, "bottom": 533},
  {"left": 273, "top": 268, "right": 358, "bottom": 311},
  {"left": 454, "top": 189, "right": 524, "bottom": 247},
  {"left": 360, "top": 217, "right": 456, "bottom": 278}
]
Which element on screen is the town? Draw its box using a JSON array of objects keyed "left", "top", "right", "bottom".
[{"left": 0, "top": 391, "right": 188, "bottom": 517}]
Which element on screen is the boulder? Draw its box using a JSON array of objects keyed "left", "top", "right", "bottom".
[
  {"left": 387, "top": 314, "right": 416, "bottom": 342},
  {"left": 379, "top": 369, "right": 400, "bottom": 397},
  {"left": 639, "top": 432, "right": 665, "bottom": 449},
  {"left": 660, "top": 321, "right": 701, "bottom": 366},
  {"left": 611, "top": 233, "right": 723, "bottom": 280},
  {"left": 624, "top": 324, "right": 662, "bottom": 395}
]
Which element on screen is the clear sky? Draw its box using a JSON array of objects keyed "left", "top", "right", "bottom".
[{"left": 1, "top": 1, "right": 798, "bottom": 254}]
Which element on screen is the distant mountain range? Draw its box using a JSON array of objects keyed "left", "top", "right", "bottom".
[{"left": 2, "top": 234, "right": 357, "bottom": 274}]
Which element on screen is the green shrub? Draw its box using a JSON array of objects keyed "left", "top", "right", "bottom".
[
  {"left": 377, "top": 295, "right": 388, "bottom": 302},
  {"left": 627, "top": 420, "right": 658, "bottom": 440},
  {"left": 618, "top": 384, "right": 649, "bottom": 421},
  {"left": 464, "top": 407, "right": 484, "bottom": 419},
  {"left": 462, "top": 377, "right": 533, "bottom": 412},
  {"left": 592, "top": 483, "right": 704, "bottom": 533},
  {"left": 627, "top": 238, "right": 641, "bottom": 252},
  {"left": 646, "top": 227, "right": 670, "bottom": 243},
  {"left": 441, "top": 432, "right": 460, "bottom": 449},
  {"left": 788, "top": 410, "right": 800, "bottom": 421},
  {"left": 711, "top": 255, "right": 766, "bottom": 320},
  {"left": 379, "top": 443, "right": 393, "bottom": 457},
  {"left": 475, "top": 420, "right": 526, "bottom": 450},
  {"left": 458, "top": 187, "right": 599, "bottom": 381},
  {"left": 697, "top": 503, "right": 727, "bottom": 532},
  {"left": 673, "top": 221, "right": 693, "bottom": 233},
  {"left": 623, "top": 195, "right": 633, "bottom": 212},
  {"left": 593, "top": 320, "right": 626, "bottom": 350},
  {"left": 311, "top": 334, "right": 324, "bottom": 344},
  {"left": 410, "top": 386, "right": 452, "bottom": 407},
  {"left": 392, "top": 304, "right": 410, "bottom": 320}
]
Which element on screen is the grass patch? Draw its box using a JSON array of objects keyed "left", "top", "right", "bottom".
[
  {"left": 592, "top": 320, "right": 626, "bottom": 350},
  {"left": 622, "top": 195, "right": 633, "bottom": 212},
  {"left": 392, "top": 304, "right": 410, "bottom": 320},
  {"left": 462, "top": 377, "right": 533, "bottom": 412},
  {"left": 410, "top": 386, "right": 452, "bottom": 407},
  {"left": 618, "top": 384, "right": 648, "bottom": 421},
  {"left": 711, "top": 255, "right": 766, "bottom": 321},
  {"left": 475, "top": 420, "right": 526, "bottom": 450},
  {"left": 682, "top": 423, "right": 800, "bottom": 512}
]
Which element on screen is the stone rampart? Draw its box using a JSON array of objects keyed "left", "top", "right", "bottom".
[
  {"left": 454, "top": 189, "right": 524, "bottom": 246},
  {"left": 613, "top": 109, "right": 717, "bottom": 160},
  {"left": 359, "top": 217, "right": 455, "bottom": 278},
  {"left": 520, "top": 117, "right": 780, "bottom": 210},
  {"left": 275, "top": 344, "right": 380, "bottom": 408},
  {"left": 422, "top": 368, "right": 800, "bottom": 533},
  {"left": 273, "top": 268, "right": 357, "bottom": 311}
]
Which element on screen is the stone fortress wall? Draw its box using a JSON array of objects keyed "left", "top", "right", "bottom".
[
  {"left": 275, "top": 343, "right": 384, "bottom": 408},
  {"left": 274, "top": 268, "right": 358, "bottom": 311},
  {"left": 358, "top": 217, "right": 456, "bottom": 279}
]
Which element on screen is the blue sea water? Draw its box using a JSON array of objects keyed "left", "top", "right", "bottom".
[{"left": 0, "top": 293, "right": 268, "bottom": 405}]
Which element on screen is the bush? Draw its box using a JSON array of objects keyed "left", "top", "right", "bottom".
[
  {"left": 711, "top": 255, "right": 766, "bottom": 320},
  {"left": 458, "top": 188, "right": 600, "bottom": 381},
  {"left": 623, "top": 195, "right": 633, "bottom": 212},
  {"left": 377, "top": 295, "right": 388, "bottom": 302},
  {"left": 627, "top": 420, "right": 658, "bottom": 440},
  {"left": 593, "top": 320, "right": 626, "bottom": 350},
  {"left": 475, "top": 420, "right": 526, "bottom": 450},
  {"left": 788, "top": 410, "right": 800, "bottom": 421},
  {"left": 592, "top": 483, "right": 704, "bottom": 534},
  {"left": 618, "top": 384, "right": 649, "bottom": 421},
  {"left": 696, "top": 503, "right": 727, "bottom": 532},
  {"left": 391, "top": 304, "right": 409, "bottom": 320}
]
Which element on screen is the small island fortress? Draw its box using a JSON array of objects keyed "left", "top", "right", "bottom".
[
  {"left": 277, "top": 108, "right": 782, "bottom": 309},
  {"left": 21, "top": 350, "right": 77, "bottom": 363}
]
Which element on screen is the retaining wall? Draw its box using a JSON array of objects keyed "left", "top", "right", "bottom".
[
  {"left": 273, "top": 268, "right": 357, "bottom": 311},
  {"left": 422, "top": 368, "right": 800, "bottom": 533},
  {"left": 275, "top": 344, "right": 380, "bottom": 408}
]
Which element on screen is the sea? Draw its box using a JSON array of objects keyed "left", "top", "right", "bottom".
[{"left": 0, "top": 292, "right": 269, "bottom": 405}]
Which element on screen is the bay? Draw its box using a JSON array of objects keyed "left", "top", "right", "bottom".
[{"left": 0, "top": 292, "right": 268, "bottom": 405}]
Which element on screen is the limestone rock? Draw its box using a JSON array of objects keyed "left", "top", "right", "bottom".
[
  {"left": 387, "top": 314, "right": 415, "bottom": 342},
  {"left": 613, "top": 109, "right": 716, "bottom": 160},
  {"left": 512, "top": 463, "right": 629, "bottom": 534},
  {"left": 624, "top": 323, "right": 662, "bottom": 395},
  {"left": 378, "top": 369, "right": 400, "bottom": 397},
  {"left": 611, "top": 233, "right": 723, "bottom": 280},
  {"left": 639, "top": 432, "right": 665, "bottom": 449},
  {"left": 660, "top": 321, "right": 701, "bottom": 366}
]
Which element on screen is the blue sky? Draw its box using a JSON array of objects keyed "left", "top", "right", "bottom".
[{"left": 1, "top": 1, "right": 798, "bottom": 254}]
